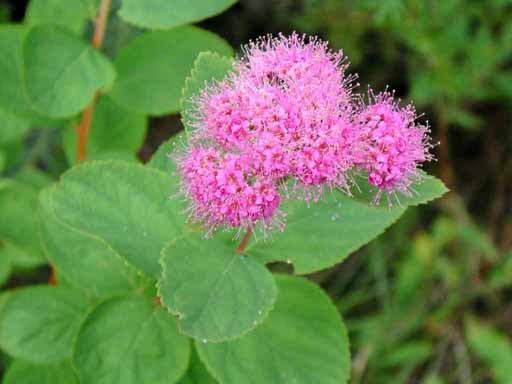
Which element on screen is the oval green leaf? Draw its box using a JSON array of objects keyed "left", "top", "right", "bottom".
[
  {"left": 119, "top": 0, "right": 237, "bottom": 29},
  {"left": 0, "top": 286, "right": 91, "bottom": 363},
  {"left": 51, "top": 161, "right": 184, "bottom": 278},
  {"left": 39, "top": 187, "right": 144, "bottom": 297},
  {"left": 109, "top": 26, "right": 233, "bottom": 115},
  {"left": 23, "top": 25, "right": 115, "bottom": 118},
  {"left": 159, "top": 233, "right": 277, "bottom": 342},
  {"left": 196, "top": 275, "right": 351, "bottom": 384},
  {"left": 72, "top": 295, "right": 190, "bottom": 384}
]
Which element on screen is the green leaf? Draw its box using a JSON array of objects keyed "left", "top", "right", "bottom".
[
  {"left": 3, "top": 360, "right": 79, "bottom": 384},
  {"left": 0, "top": 286, "right": 91, "bottom": 363},
  {"left": 63, "top": 96, "right": 147, "bottom": 164},
  {"left": 351, "top": 172, "right": 448, "bottom": 208},
  {"left": 178, "top": 347, "right": 217, "bottom": 384},
  {"left": 109, "top": 26, "right": 233, "bottom": 116},
  {"left": 119, "top": 0, "right": 237, "bottom": 29},
  {"left": 0, "top": 106, "right": 31, "bottom": 144},
  {"left": 246, "top": 191, "right": 404, "bottom": 274},
  {"left": 0, "top": 25, "right": 36, "bottom": 117},
  {"left": 466, "top": 318, "right": 512, "bottom": 384},
  {"left": 23, "top": 25, "right": 115, "bottom": 118},
  {"left": 147, "top": 130, "right": 186, "bottom": 174},
  {"left": 39, "top": 187, "right": 144, "bottom": 297},
  {"left": 244, "top": 175, "right": 446, "bottom": 275},
  {"left": 159, "top": 233, "right": 277, "bottom": 342},
  {"left": 0, "top": 180, "right": 46, "bottom": 265},
  {"left": 181, "top": 52, "right": 233, "bottom": 133},
  {"left": 72, "top": 295, "right": 190, "bottom": 384},
  {"left": 25, "top": 0, "right": 97, "bottom": 35},
  {"left": 50, "top": 161, "right": 184, "bottom": 278},
  {"left": 196, "top": 275, "right": 351, "bottom": 384}
]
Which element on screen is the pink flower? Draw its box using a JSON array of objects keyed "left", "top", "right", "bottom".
[
  {"left": 178, "top": 33, "right": 356, "bottom": 234},
  {"left": 177, "top": 147, "right": 283, "bottom": 235},
  {"left": 176, "top": 34, "right": 434, "bottom": 235},
  {"left": 355, "top": 91, "right": 433, "bottom": 203}
]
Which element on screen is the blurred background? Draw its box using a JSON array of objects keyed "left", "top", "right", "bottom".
[{"left": 1, "top": 0, "right": 511, "bottom": 383}]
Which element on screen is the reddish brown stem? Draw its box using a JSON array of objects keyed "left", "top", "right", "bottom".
[
  {"left": 236, "top": 227, "right": 253, "bottom": 254},
  {"left": 75, "top": 0, "right": 111, "bottom": 162},
  {"left": 48, "top": 267, "right": 57, "bottom": 285},
  {"left": 92, "top": 0, "right": 111, "bottom": 49},
  {"left": 75, "top": 97, "right": 97, "bottom": 162}
]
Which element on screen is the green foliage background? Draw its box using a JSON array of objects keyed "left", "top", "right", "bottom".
[{"left": 0, "top": 0, "right": 510, "bottom": 383}]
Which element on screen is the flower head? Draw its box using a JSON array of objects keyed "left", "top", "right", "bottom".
[
  {"left": 177, "top": 147, "right": 283, "bottom": 235},
  {"left": 355, "top": 91, "right": 433, "bottom": 202},
  {"left": 175, "top": 34, "right": 434, "bottom": 236},
  {"left": 178, "top": 33, "right": 356, "bottom": 235}
]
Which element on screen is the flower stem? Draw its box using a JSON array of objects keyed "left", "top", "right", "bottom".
[
  {"left": 75, "top": 98, "right": 96, "bottom": 162},
  {"left": 236, "top": 227, "right": 253, "bottom": 255},
  {"left": 75, "top": 0, "right": 111, "bottom": 162},
  {"left": 48, "top": 268, "right": 57, "bottom": 286},
  {"left": 92, "top": 0, "right": 111, "bottom": 49}
]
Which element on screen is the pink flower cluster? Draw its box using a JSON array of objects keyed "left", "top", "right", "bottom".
[
  {"left": 355, "top": 91, "right": 433, "bottom": 203},
  {"left": 176, "top": 33, "right": 432, "bottom": 235}
]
